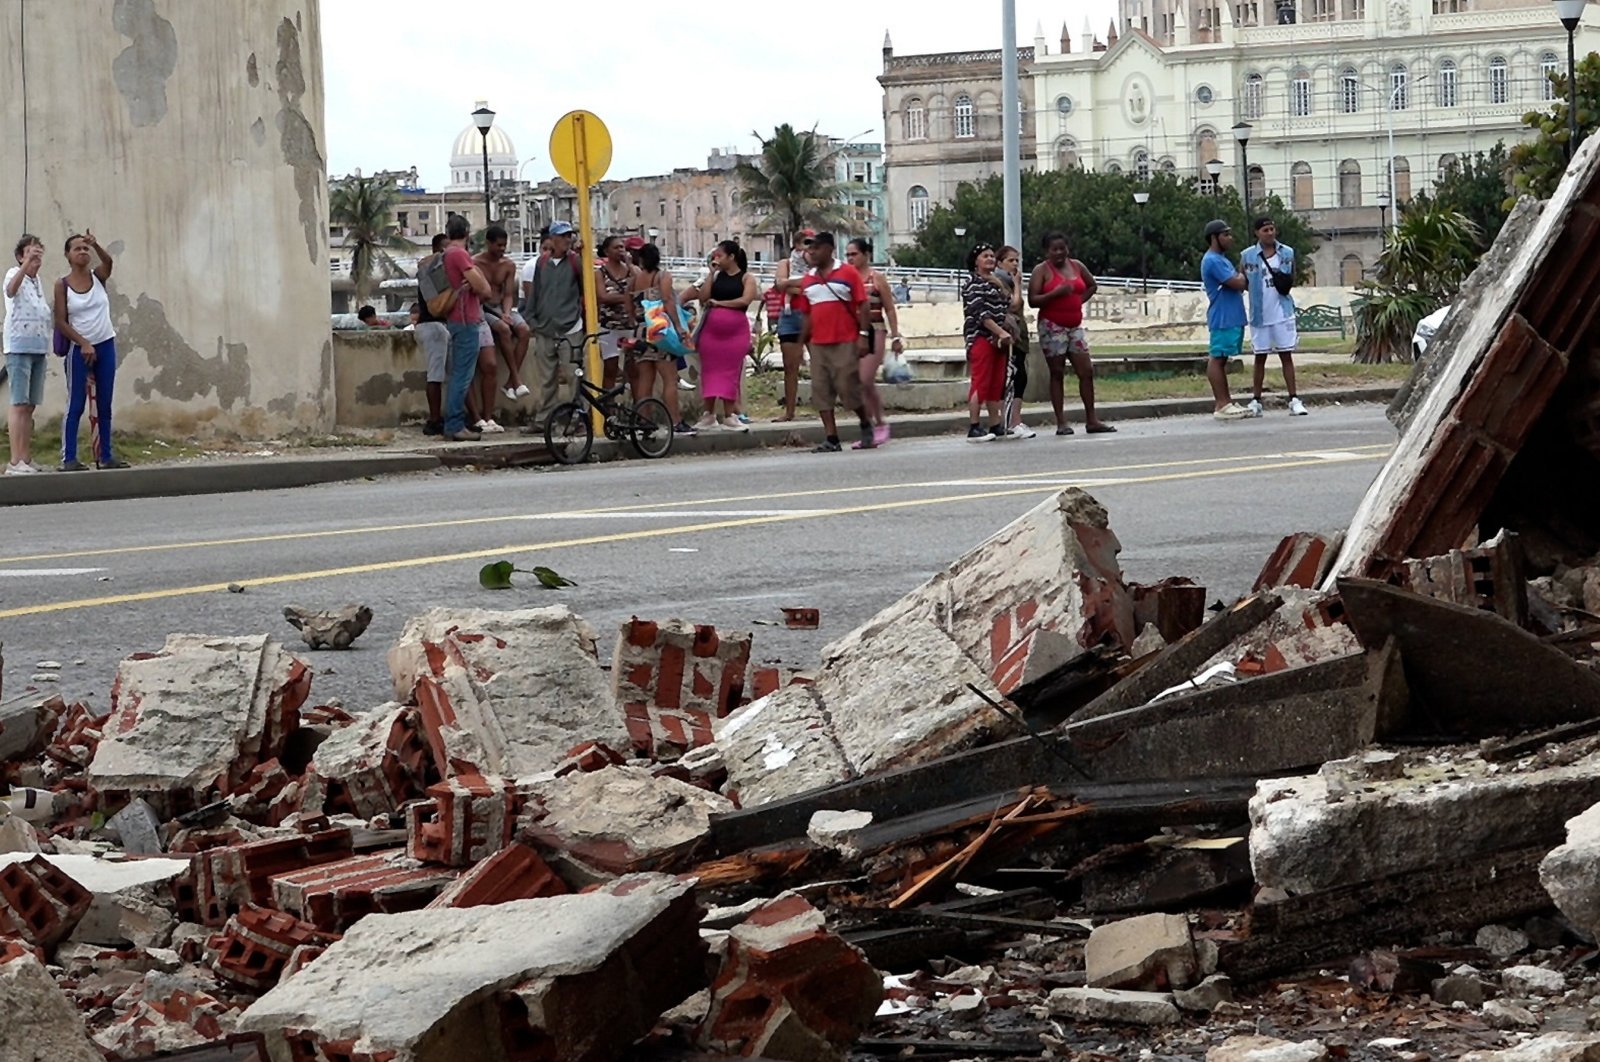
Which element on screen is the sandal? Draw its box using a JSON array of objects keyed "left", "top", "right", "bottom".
[
  {"left": 1085, "top": 423, "right": 1118, "bottom": 434},
  {"left": 1056, "top": 424, "right": 1075, "bottom": 436}
]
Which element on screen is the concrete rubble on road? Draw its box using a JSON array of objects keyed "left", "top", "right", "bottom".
[{"left": 14, "top": 141, "right": 1600, "bottom": 1057}]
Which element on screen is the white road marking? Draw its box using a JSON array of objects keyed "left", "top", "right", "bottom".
[
  {"left": 515, "top": 509, "right": 833, "bottom": 520},
  {"left": 1284, "top": 449, "right": 1371, "bottom": 461},
  {"left": 0, "top": 568, "right": 107, "bottom": 577}
]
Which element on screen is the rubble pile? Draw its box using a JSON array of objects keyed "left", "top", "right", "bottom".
[{"left": 10, "top": 140, "right": 1600, "bottom": 1061}]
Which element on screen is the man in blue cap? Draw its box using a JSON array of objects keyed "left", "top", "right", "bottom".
[
  {"left": 1200, "top": 219, "right": 1251, "bottom": 421},
  {"left": 520, "top": 220, "right": 586, "bottom": 421}
]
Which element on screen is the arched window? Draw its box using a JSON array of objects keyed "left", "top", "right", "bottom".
[
  {"left": 1390, "top": 63, "right": 1409, "bottom": 110},
  {"left": 1541, "top": 52, "right": 1560, "bottom": 102},
  {"left": 1291, "top": 161, "right": 1314, "bottom": 210},
  {"left": 1105, "top": 161, "right": 1124, "bottom": 174},
  {"left": 904, "top": 97, "right": 927, "bottom": 140},
  {"left": 1247, "top": 165, "right": 1266, "bottom": 205},
  {"left": 953, "top": 94, "right": 975, "bottom": 138},
  {"left": 1392, "top": 156, "right": 1412, "bottom": 202},
  {"left": 1438, "top": 60, "right": 1459, "bottom": 107},
  {"left": 1244, "top": 72, "right": 1265, "bottom": 119},
  {"left": 1338, "top": 159, "right": 1362, "bottom": 207},
  {"left": 1291, "top": 69, "right": 1313, "bottom": 117},
  {"left": 1438, "top": 153, "right": 1460, "bottom": 180},
  {"left": 1056, "top": 137, "right": 1080, "bottom": 170},
  {"left": 908, "top": 186, "right": 931, "bottom": 230},
  {"left": 1340, "top": 254, "right": 1365, "bottom": 286},
  {"left": 1489, "top": 56, "right": 1509, "bottom": 104},
  {"left": 1340, "top": 67, "right": 1360, "bottom": 113},
  {"left": 1135, "top": 149, "right": 1151, "bottom": 182},
  {"left": 1160, "top": 157, "right": 1178, "bottom": 174}
]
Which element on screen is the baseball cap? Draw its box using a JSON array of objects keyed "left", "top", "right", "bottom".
[
  {"left": 623, "top": 235, "right": 646, "bottom": 250},
  {"left": 548, "top": 221, "right": 576, "bottom": 236},
  {"left": 1203, "top": 219, "right": 1231, "bottom": 239}
]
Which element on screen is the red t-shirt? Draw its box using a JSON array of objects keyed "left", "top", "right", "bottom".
[
  {"left": 443, "top": 246, "right": 482, "bottom": 325},
  {"left": 792, "top": 262, "right": 865, "bottom": 345},
  {"left": 1038, "top": 262, "right": 1086, "bottom": 328}
]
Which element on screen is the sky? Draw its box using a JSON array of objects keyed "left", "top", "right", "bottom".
[{"left": 320, "top": 0, "right": 1118, "bottom": 189}]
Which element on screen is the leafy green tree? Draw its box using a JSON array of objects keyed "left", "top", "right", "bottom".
[
  {"left": 329, "top": 175, "right": 413, "bottom": 306},
  {"left": 735, "top": 125, "right": 855, "bottom": 238},
  {"left": 1412, "top": 143, "right": 1510, "bottom": 249},
  {"left": 1508, "top": 51, "right": 1600, "bottom": 202},
  {"left": 891, "top": 169, "right": 1316, "bottom": 281},
  {"left": 1351, "top": 203, "right": 1481, "bottom": 363}
]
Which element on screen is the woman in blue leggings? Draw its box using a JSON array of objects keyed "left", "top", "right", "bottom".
[{"left": 53, "top": 231, "right": 125, "bottom": 470}]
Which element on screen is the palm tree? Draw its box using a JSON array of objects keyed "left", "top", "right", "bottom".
[
  {"left": 1351, "top": 202, "right": 1481, "bottom": 363},
  {"left": 735, "top": 125, "right": 857, "bottom": 238},
  {"left": 329, "top": 175, "right": 414, "bottom": 306}
]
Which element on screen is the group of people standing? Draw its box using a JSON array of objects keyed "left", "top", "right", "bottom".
[
  {"left": 4, "top": 231, "right": 125, "bottom": 475},
  {"left": 1201, "top": 215, "right": 1309, "bottom": 421}
]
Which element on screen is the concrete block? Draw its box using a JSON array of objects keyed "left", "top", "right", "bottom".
[
  {"left": 389, "top": 606, "right": 628, "bottom": 777},
  {"left": 1252, "top": 756, "right": 1600, "bottom": 895},
  {"left": 1207, "top": 1036, "right": 1329, "bottom": 1062},
  {"left": 269, "top": 850, "right": 457, "bottom": 932},
  {"left": 0, "top": 941, "right": 103, "bottom": 1062},
  {"left": 1541, "top": 801, "right": 1600, "bottom": 938},
  {"left": 743, "top": 666, "right": 814, "bottom": 705},
  {"left": 191, "top": 827, "right": 353, "bottom": 926},
  {"left": 212, "top": 904, "right": 340, "bottom": 991},
  {"left": 240, "top": 874, "right": 707, "bottom": 1062},
  {"left": 0, "top": 693, "right": 65, "bottom": 764},
  {"left": 715, "top": 686, "right": 855, "bottom": 808},
  {"left": 404, "top": 773, "right": 517, "bottom": 866},
  {"left": 519, "top": 765, "right": 733, "bottom": 874},
  {"left": 700, "top": 893, "right": 883, "bottom": 1060},
  {"left": 612, "top": 617, "right": 751, "bottom": 758},
  {"left": 1432, "top": 973, "right": 1488, "bottom": 1007},
  {"left": 25, "top": 853, "right": 190, "bottom": 948},
  {"left": 1086, "top": 912, "right": 1197, "bottom": 991},
  {"left": 298, "top": 703, "right": 438, "bottom": 819},
  {"left": 1046, "top": 986, "right": 1181, "bottom": 1025},
  {"left": 1205, "top": 587, "right": 1358, "bottom": 675},
  {"left": 89, "top": 635, "right": 310, "bottom": 808},
  {"left": 426, "top": 843, "right": 567, "bottom": 909}
]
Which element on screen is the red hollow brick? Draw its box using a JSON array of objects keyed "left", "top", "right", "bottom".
[{"left": 426, "top": 844, "right": 568, "bottom": 909}]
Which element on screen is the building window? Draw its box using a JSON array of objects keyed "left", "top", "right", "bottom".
[
  {"left": 1196, "top": 85, "right": 1214, "bottom": 105},
  {"left": 954, "top": 94, "right": 975, "bottom": 138},
  {"left": 1489, "top": 56, "right": 1509, "bottom": 104},
  {"left": 1438, "top": 153, "right": 1460, "bottom": 180},
  {"left": 1056, "top": 137, "right": 1080, "bottom": 170},
  {"left": 908, "top": 186, "right": 930, "bottom": 229},
  {"left": 1057, "top": 94, "right": 1075, "bottom": 115},
  {"left": 1433, "top": 0, "right": 1468, "bottom": 11},
  {"left": 1340, "top": 254, "right": 1365, "bottom": 285},
  {"left": 1105, "top": 161, "right": 1124, "bottom": 174},
  {"left": 659, "top": 200, "right": 666, "bottom": 217},
  {"left": 675, "top": 202, "right": 683, "bottom": 220},
  {"left": 1390, "top": 64, "right": 1409, "bottom": 110},
  {"left": 1392, "top": 156, "right": 1412, "bottom": 201},
  {"left": 1244, "top": 72, "right": 1265, "bottom": 119},
  {"left": 1135, "top": 150, "right": 1151, "bottom": 182},
  {"left": 634, "top": 201, "right": 642, "bottom": 218},
  {"left": 1160, "top": 157, "right": 1177, "bottom": 174},
  {"left": 1017, "top": 94, "right": 1027, "bottom": 135},
  {"left": 1308, "top": 0, "right": 1333, "bottom": 19},
  {"left": 904, "top": 97, "right": 927, "bottom": 140},
  {"left": 1291, "top": 71, "right": 1313, "bottom": 116},
  {"left": 1247, "top": 165, "right": 1266, "bottom": 204},
  {"left": 1339, "top": 159, "right": 1363, "bottom": 207},
  {"left": 1542, "top": 51, "right": 1561, "bottom": 101},
  {"left": 850, "top": 161, "right": 872, "bottom": 183},
  {"left": 1291, "top": 161, "right": 1314, "bottom": 210},
  {"left": 1438, "top": 60, "right": 1459, "bottom": 106},
  {"left": 1340, "top": 68, "right": 1360, "bottom": 113}
]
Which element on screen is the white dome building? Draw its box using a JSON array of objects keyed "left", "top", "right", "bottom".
[{"left": 446, "top": 100, "right": 519, "bottom": 193}]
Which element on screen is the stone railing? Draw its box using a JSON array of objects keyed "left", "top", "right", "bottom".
[{"left": 886, "top": 47, "right": 1034, "bottom": 71}]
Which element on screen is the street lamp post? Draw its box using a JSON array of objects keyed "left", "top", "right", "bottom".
[
  {"left": 472, "top": 104, "right": 496, "bottom": 232},
  {"left": 954, "top": 226, "right": 968, "bottom": 267},
  {"left": 1232, "top": 123, "right": 1253, "bottom": 222},
  {"left": 1376, "top": 192, "right": 1391, "bottom": 245},
  {"left": 1206, "top": 157, "right": 1225, "bottom": 204},
  {"left": 1556, "top": 0, "right": 1585, "bottom": 161},
  {"left": 1132, "top": 191, "right": 1150, "bottom": 297}
]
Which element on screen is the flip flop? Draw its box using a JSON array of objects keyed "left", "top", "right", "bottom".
[
  {"left": 1056, "top": 424, "right": 1075, "bottom": 435},
  {"left": 1085, "top": 423, "right": 1118, "bottom": 434}
]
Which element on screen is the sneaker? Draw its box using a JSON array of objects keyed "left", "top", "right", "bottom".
[
  {"left": 58, "top": 459, "right": 87, "bottom": 472},
  {"left": 719, "top": 416, "right": 749, "bottom": 433},
  {"left": 966, "top": 424, "right": 993, "bottom": 443},
  {"left": 25, "top": 461, "right": 42, "bottom": 472},
  {"left": 422, "top": 420, "right": 444, "bottom": 437},
  {"left": 1009, "top": 424, "right": 1038, "bottom": 439},
  {"left": 812, "top": 438, "right": 842, "bottom": 453},
  {"left": 1246, "top": 399, "right": 1264, "bottom": 418},
  {"left": 503, "top": 386, "right": 519, "bottom": 402},
  {"left": 1288, "top": 397, "right": 1309, "bottom": 416},
  {"left": 989, "top": 424, "right": 1010, "bottom": 440},
  {"left": 851, "top": 433, "right": 877, "bottom": 450},
  {"left": 693, "top": 414, "right": 717, "bottom": 431},
  {"left": 679, "top": 377, "right": 697, "bottom": 391},
  {"left": 514, "top": 383, "right": 531, "bottom": 399},
  {"left": 673, "top": 420, "right": 699, "bottom": 436},
  {"left": 736, "top": 413, "right": 751, "bottom": 424},
  {"left": 1214, "top": 402, "right": 1252, "bottom": 421},
  {"left": 479, "top": 419, "right": 506, "bottom": 434},
  {"left": 4, "top": 462, "right": 39, "bottom": 475},
  {"left": 873, "top": 423, "right": 891, "bottom": 446}
]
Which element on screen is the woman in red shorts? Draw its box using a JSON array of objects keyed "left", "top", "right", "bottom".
[{"left": 962, "top": 243, "right": 1013, "bottom": 442}]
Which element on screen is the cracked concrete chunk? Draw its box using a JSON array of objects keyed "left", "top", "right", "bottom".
[
  {"left": 519, "top": 765, "right": 733, "bottom": 874},
  {"left": 1207, "top": 1036, "right": 1329, "bottom": 1062},
  {"left": 0, "top": 944, "right": 103, "bottom": 1062},
  {"left": 1047, "top": 986, "right": 1181, "bottom": 1025},
  {"left": 284, "top": 603, "right": 373, "bottom": 650},
  {"left": 1086, "top": 912, "right": 1197, "bottom": 991},
  {"left": 715, "top": 685, "right": 854, "bottom": 807},
  {"left": 1541, "top": 801, "right": 1600, "bottom": 939}
]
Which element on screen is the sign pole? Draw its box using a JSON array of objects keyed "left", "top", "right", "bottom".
[{"left": 571, "top": 115, "right": 605, "bottom": 435}]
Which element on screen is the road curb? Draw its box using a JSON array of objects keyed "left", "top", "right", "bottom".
[{"left": 0, "top": 386, "right": 1397, "bottom": 505}]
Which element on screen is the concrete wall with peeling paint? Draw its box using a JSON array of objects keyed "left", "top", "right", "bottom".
[{"left": 0, "top": 0, "right": 332, "bottom": 435}]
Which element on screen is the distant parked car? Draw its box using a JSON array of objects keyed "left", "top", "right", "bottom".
[{"left": 1412, "top": 304, "right": 1450, "bottom": 359}]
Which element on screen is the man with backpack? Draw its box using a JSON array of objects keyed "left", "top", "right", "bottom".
[
  {"left": 427, "top": 215, "right": 494, "bottom": 441},
  {"left": 520, "top": 220, "right": 586, "bottom": 421},
  {"left": 1240, "top": 216, "right": 1308, "bottom": 417}
]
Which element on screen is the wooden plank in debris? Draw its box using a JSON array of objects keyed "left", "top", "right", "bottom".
[
  {"left": 1482, "top": 717, "right": 1600, "bottom": 761},
  {"left": 1219, "top": 844, "right": 1552, "bottom": 983},
  {"left": 1064, "top": 592, "right": 1284, "bottom": 725},
  {"left": 1081, "top": 835, "right": 1253, "bottom": 914}
]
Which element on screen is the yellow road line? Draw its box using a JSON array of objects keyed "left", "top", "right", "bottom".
[
  {"left": 0, "top": 453, "right": 1384, "bottom": 620},
  {"left": 0, "top": 443, "right": 1392, "bottom": 567}
]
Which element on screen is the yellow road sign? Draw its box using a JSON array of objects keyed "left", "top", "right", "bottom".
[{"left": 548, "top": 111, "right": 613, "bottom": 186}]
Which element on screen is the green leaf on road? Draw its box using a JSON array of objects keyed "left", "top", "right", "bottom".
[{"left": 479, "top": 560, "right": 517, "bottom": 590}]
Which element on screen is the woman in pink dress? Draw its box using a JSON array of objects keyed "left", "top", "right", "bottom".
[{"left": 680, "top": 240, "right": 757, "bottom": 432}]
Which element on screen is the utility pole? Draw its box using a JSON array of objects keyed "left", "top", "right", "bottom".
[{"left": 1001, "top": 0, "right": 1022, "bottom": 251}]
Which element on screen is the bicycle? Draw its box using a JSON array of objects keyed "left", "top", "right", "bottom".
[{"left": 543, "top": 331, "right": 674, "bottom": 465}]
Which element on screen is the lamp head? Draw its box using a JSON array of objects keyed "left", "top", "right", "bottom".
[
  {"left": 472, "top": 105, "right": 496, "bottom": 134},
  {"left": 1206, "top": 158, "right": 1225, "bottom": 177},
  {"left": 1555, "top": 0, "right": 1585, "bottom": 29},
  {"left": 1231, "top": 121, "right": 1252, "bottom": 147},
  {"left": 1133, "top": 191, "right": 1151, "bottom": 204}
]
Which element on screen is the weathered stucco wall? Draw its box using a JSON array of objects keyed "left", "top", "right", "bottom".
[{"left": 0, "top": 0, "right": 332, "bottom": 434}]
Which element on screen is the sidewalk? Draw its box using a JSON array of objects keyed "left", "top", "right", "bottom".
[{"left": 0, "top": 385, "right": 1399, "bottom": 507}]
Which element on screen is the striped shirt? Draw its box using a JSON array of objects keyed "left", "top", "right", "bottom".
[{"left": 962, "top": 272, "right": 1009, "bottom": 347}]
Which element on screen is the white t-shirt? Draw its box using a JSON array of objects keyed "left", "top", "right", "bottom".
[
  {"left": 65, "top": 275, "right": 116, "bottom": 346},
  {"left": 3, "top": 267, "right": 52, "bottom": 354},
  {"left": 1259, "top": 252, "right": 1289, "bottom": 327}
]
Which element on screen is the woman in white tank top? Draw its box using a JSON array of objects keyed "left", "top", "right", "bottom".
[{"left": 53, "top": 231, "right": 125, "bottom": 470}]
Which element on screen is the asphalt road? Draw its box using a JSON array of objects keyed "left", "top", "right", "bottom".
[{"left": 0, "top": 406, "right": 1396, "bottom": 713}]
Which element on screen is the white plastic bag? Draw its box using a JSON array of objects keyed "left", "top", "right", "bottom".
[{"left": 882, "top": 350, "right": 913, "bottom": 384}]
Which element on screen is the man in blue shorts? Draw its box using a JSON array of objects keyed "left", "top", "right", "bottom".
[{"left": 1201, "top": 220, "right": 1251, "bottom": 421}]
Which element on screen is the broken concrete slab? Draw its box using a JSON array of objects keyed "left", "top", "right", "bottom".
[
  {"left": 1046, "top": 986, "right": 1181, "bottom": 1025},
  {"left": 389, "top": 606, "right": 629, "bottom": 777},
  {"left": 297, "top": 702, "right": 438, "bottom": 819},
  {"left": 1207, "top": 1036, "right": 1329, "bottom": 1062},
  {"left": 1460, "top": 1033, "right": 1600, "bottom": 1061},
  {"left": 699, "top": 893, "right": 883, "bottom": 1061},
  {"left": 0, "top": 941, "right": 104, "bottom": 1062},
  {"left": 1082, "top": 836, "right": 1252, "bottom": 914},
  {"left": 239, "top": 874, "right": 706, "bottom": 1062},
  {"left": 22, "top": 853, "right": 191, "bottom": 948},
  {"left": 1202, "top": 587, "right": 1358, "bottom": 676},
  {"left": 1539, "top": 801, "right": 1600, "bottom": 939},
  {"left": 1503, "top": 964, "right": 1566, "bottom": 995},
  {"left": 1396, "top": 529, "right": 1528, "bottom": 625},
  {"left": 613, "top": 617, "right": 751, "bottom": 759},
  {"left": 89, "top": 635, "right": 309, "bottom": 808},
  {"left": 1174, "top": 973, "right": 1235, "bottom": 1012},
  {"left": 0, "top": 693, "right": 65, "bottom": 764},
  {"left": 1250, "top": 753, "right": 1600, "bottom": 895},
  {"left": 1085, "top": 912, "right": 1197, "bottom": 991},
  {"left": 282, "top": 603, "right": 373, "bottom": 650},
  {"left": 715, "top": 685, "right": 855, "bottom": 808},
  {"left": 519, "top": 765, "right": 733, "bottom": 874}
]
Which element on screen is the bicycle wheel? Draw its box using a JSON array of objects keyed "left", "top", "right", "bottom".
[
  {"left": 629, "top": 398, "right": 674, "bottom": 459},
  {"left": 544, "top": 402, "right": 594, "bottom": 465}
]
